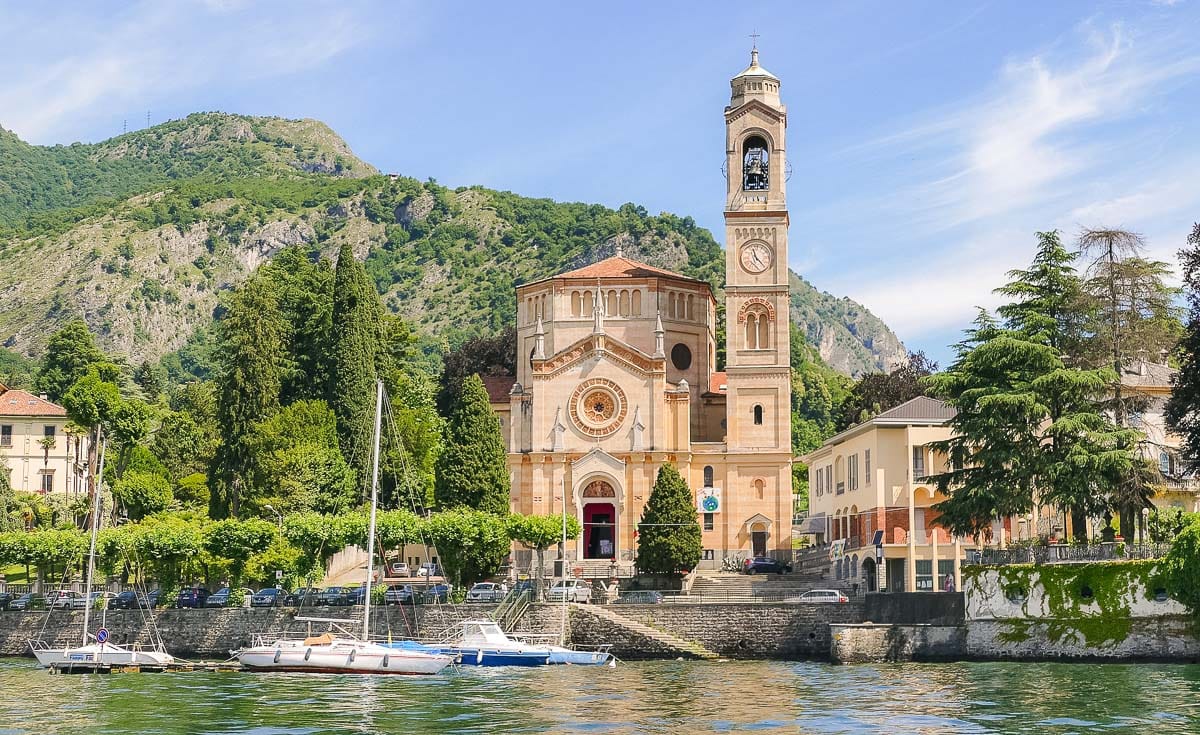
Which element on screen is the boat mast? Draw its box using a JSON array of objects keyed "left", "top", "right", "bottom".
[
  {"left": 559, "top": 476, "right": 568, "bottom": 647},
  {"left": 361, "top": 379, "right": 384, "bottom": 642},
  {"left": 81, "top": 434, "right": 106, "bottom": 647}
]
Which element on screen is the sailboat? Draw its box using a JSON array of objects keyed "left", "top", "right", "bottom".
[
  {"left": 29, "top": 436, "right": 175, "bottom": 670},
  {"left": 236, "top": 380, "right": 454, "bottom": 675}
]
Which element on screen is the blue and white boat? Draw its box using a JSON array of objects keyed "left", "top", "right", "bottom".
[{"left": 389, "top": 620, "right": 613, "bottom": 667}]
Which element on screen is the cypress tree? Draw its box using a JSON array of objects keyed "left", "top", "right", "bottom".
[
  {"left": 329, "top": 243, "right": 380, "bottom": 496},
  {"left": 433, "top": 374, "right": 510, "bottom": 515},
  {"left": 210, "top": 278, "right": 284, "bottom": 519},
  {"left": 636, "top": 464, "right": 702, "bottom": 575},
  {"left": 1167, "top": 224, "right": 1200, "bottom": 470}
]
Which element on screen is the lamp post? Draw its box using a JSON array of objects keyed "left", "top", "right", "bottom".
[{"left": 264, "top": 504, "right": 283, "bottom": 532}]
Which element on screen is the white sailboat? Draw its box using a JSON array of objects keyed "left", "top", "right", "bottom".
[
  {"left": 29, "top": 436, "right": 175, "bottom": 670},
  {"left": 236, "top": 380, "right": 454, "bottom": 675}
]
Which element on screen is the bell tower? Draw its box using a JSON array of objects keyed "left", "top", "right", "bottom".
[{"left": 723, "top": 45, "right": 791, "bottom": 451}]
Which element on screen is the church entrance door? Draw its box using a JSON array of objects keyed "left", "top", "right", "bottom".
[
  {"left": 583, "top": 503, "right": 616, "bottom": 560},
  {"left": 751, "top": 530, "right": 767, "bottom": 557}
]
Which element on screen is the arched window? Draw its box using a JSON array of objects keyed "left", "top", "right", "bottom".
[
  {"left": 758, "top": 315, "right": 769, "bottom": 349},
  {"left": 631, "top": 290, "right": 642, "bottom": 316},
  {"left": 607, "top": 291, "right": 617, "bottom": 316},
  {"left": 619, "top": 290, "right": 630, "bottom": 316},
  {"left": 743, "top": 135, "right": 770, "bottom": 191},
  {"left": 668, "top": 293, "right": 676, "bottom": 319},
  {"left": 746, "top": 314, "right": 759, "bottom": 349},
  {"left": 686, "top": 294, "right": 695, "bottom": 320},
  {"left": 754, "top": 478, "right": 764, "bottom": 499},
  {"left": 582, "top": 290, "right": 593, "bottom": 315},
  {"left": 571, "top": 291, "right": 581, "bottom": 317},
  {"left": 753, "top": 405, "right": 763, "bottom": 425},
  {"left": 703, "top": 466, "right": 714, "bottom": 487}
]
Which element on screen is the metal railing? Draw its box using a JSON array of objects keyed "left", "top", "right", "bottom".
[
  {"left": 493, "top": 589, "right": 531, "bottom": 631},
  {"left": 972, "top": 542, "right": 1171, "bottom": 566}
]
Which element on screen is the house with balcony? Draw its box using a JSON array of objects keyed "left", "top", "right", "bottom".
[
  {"left": 0, "top": 382, "right": 88, "bottom": 496},
  {"left": 1121, "top": 358, "right": 1199, "bottom": 512}
]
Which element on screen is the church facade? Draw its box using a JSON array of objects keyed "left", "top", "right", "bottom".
[{"left": 487, "top": 49, "right": 793, "bottom": 570}]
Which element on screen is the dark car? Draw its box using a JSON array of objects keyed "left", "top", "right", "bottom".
[
  {"left": 384, "top": 584, "right": 414, "bottom": 605},
  {"left": 0, "top": 592, "right": 14, "bottom": 610},
  {"left": 614, "top": 590, "right": 664, "bottom": 605},
  {"left": 420, "top": 584, "right": 452, "bottom": 604},
  {"left": 284, "top": 587, "right": 321, "bottom": 606},
  {"left": 316, "top": 587, "right": 351, "bottom": 606},
  {"left": 109, "top": 590, "right": 151, "bottom": 609},
  {"left": 250, "top": 588, "right": 283, "bottom": 607},
  {"left": 743, "top": 556, "right": 793, "bottom": 575},
  {"left": 9, "top": 593, "right": 45, "bottom": 611},
  {"left": 146, "top": 589, "right": 164, "bottom": 608},
  {"left": 205, "top": 587, "right": 253, "bottom": 608},
  {"left": 343, "top": 585, "right": 367, "bottom": 605},
  {"left": 511, "top": 580, "right": 535, "bottom": 598},
  {"left": 176, "top": 587, "right": 211, "bottom": 608}
]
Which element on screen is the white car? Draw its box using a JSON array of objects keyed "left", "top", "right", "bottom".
[
  {"left": 416, "top": 563, "right": 440, "bottom": 578},
  {"left": 389, "top": 562, "right": 410, "bottom": 577},
  {"left": 46, "top": 590, "right": 81, "bottom": 610},
  {"left": 788, "top": 589, "right": 849, "bottom": 604},
  {"left": 466, "top": 582, "right": 507, "bottom": 603},
  {"left": 546, "top": 580, "right": 592, "bottom": 603},
  {"left": 72, "top": 591, "right": 117, "bottom": 610}
]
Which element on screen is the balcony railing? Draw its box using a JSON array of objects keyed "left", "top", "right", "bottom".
[{"left": 971, "top": 542, "right": 1171, "bottom": 566}]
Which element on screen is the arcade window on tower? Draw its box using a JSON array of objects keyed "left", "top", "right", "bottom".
[{"left": 742, "top": 135, "right": 769, "bottom": 191}]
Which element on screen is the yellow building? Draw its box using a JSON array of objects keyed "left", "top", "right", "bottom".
[
  {"left": 0, "top": 383, "right": 88, "bottom": 497},
  {"left": 488, "top": 49, "right": 793, "bottom": 573},
  {"left": 1122, "top": 358, "right": 1198, "bottom": 512}
]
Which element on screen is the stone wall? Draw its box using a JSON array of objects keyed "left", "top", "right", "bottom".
[
  {"left": 863, "top": 592, "right": 964, "bottom": 626},
  {"left": 964, "top": 616, "right": 1200, "bottom": 661},
  {"left": 576, "top": 602, "right": 865, "bottom": 659},
  {"left": 830, "top": 623, "right": 965, "bottom": 663}
]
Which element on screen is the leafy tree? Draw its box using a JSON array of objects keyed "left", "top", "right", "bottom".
[
  {"left": 1167, "top": 224, "right": 1200, "bottom": 471},
  {"left": 203, "top": 518, "right": 276, "bottom": 588},
  {"left": 1162, "top": 515, "right": 1200, "bottom": 617},
  {"left": 508, "top": 513, "right": 581, "bottom": 600},
  {"left": 838, "top": 351, "right": 937, "bottom": 430},
  {"left": 329, "top": 242, "right": 381, "bottom": 493},
  {"left": 36, "top": 320, "right": 109, "bottom": 402},
  {"left": 424, "top": 508, "right": 511, "bottom": 587},
  {"left": 437, "top": 327, "right": 516, "bottom": 414},
  {"left": 112, "top": 471, "right": 173, "bottom": 520},
  {"left": 133, "top": 360, "right": 164, "bottom": 400},
  {"left": 153, "top": 408, "right": 219, "bottom": 481},
  {"left": 129, "top": 515, "right": 205, "bottom": 589},
  {"left": 636, "top": 464, "right": 702, "bottom": 575},
  {"left": 107, "top": 398, "right": 155, "bottom": 480},
  {"left": 0, "top": 347, "right": 37, "bottom": 389},
  {"left": 1148, "top": 507, "right": 1196, "bottom": 545},
  {"left": 61, "top": 370, "right": 122, "bottom": 508},
  {"left": 434, "top": 374, "right": 510, "bottom": 514},
  {"left": 381, "top": 372, "right": 443, "bottom": 511},
  {"left": 210, "top": 278, "right": 285, "bottom": 518},
  {"left": 0, "top": 454, "right": 16, "bottom": 531},
  {"left": 282, "top": 511, "right": 358, "bottom": 581},
  {"left": 259, "top": 246, "right": 336, "bottom": 405},
  {"left": 174, "top": 473, "right": 209, "bottom": 510},
  {"left": 248, "top": 400, "right": 357, "bottom": 515}
]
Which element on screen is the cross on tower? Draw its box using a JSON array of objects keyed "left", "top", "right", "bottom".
[{"left": 749, "top": 30, "right": 760, "bottom": 50}]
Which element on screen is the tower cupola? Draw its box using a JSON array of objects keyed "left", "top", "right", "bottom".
[{"left": 729, "top": 47, "right": 781, "bottom": 108}]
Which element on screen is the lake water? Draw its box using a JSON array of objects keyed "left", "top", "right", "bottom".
[{"left": 1, "top": 657, "right": 1198, "bottom": 734}]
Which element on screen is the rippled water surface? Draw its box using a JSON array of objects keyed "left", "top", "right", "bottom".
[{"left": 2, "top": 657, "right": 1199, "bottom": 734}]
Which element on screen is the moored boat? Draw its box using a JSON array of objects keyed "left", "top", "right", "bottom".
[
  {"left": 388, "top": 620, "right": 613, "bottom": 667},
  {"left": 238, "top": 632, "right": 453, "bottom": 675}
]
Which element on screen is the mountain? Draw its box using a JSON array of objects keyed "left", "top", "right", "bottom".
[{"left": 0, "top": 113, "right": 903, "bottom": 376}]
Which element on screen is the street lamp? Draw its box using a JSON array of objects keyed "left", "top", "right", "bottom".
[{"left": 264, "top": 504, "right": 283, "bottom": 531}]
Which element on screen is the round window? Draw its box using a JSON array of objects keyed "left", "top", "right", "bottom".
[{"left": 671, "top": 343, "right": 692, "bottom": 371}]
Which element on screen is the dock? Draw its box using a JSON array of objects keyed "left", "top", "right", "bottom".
[{"left": 48, "top": 661, "right": 245, "bottom": 675}]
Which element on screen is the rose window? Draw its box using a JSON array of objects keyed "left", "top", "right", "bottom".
[{"left": 569, "top": 379, "right": 628, "bottom": 438}]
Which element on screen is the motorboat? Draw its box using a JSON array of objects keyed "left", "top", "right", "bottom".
[
  {"left": 389, "top": 620, "right": 613, "bottom": 667},
  {"left": 238, "top": 632, "right": 453, "bottom": 675}
]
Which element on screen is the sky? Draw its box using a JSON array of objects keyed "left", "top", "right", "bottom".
[{"left": 2, "top": 0, "right": 1199, "bottom": 365}]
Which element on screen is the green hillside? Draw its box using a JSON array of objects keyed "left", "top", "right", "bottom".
[{"left": 0, "top": 113, "right": 903, "bottom": 376}]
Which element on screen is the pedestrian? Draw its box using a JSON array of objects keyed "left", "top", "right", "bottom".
[{"left": 944, "top": 574, "right": 955, "bottom": 593}]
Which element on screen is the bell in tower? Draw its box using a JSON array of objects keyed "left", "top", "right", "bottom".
[{"left": 742, "top": 135, "right": 769, "bottom": 191}]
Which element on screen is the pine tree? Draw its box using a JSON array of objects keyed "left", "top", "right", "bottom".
[
  {"left": 329, "top": 243, "right": 380, "bottom": 496},
  {"left": 433, "top": 374, "right": 510, "bottom": 515},
  {"left": 1167, "top": 224, "right": 1200, "bottom": 470},
  {"left": 209, "top": 278, "right": 285, "bottom": 519},
  {"left": 996, "top": 230, "right": 1088, "bottom": 355},
  {"left": 636, "top": 464, "right": 702, "bottom": 575},
  {"left": 36, "top": 320, "right": 108, "bottom": 402}
]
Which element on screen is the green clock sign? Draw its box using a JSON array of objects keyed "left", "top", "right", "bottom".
[{"left": 701, "top": 495, "right": 720, "bottom": 512}]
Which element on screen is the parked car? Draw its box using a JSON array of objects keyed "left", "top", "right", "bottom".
[
  {"left": 72, "top": 591, "right": 117, "bottom": 610},
  {"left": 614, "top": 590, "right": 664, "bottom": 605},
  {"left": 109, "top": 590, "right": 151, "bottom": 610},
  {"left": 250, "top": 588, "right": 283, "bottom": 607},
  {"left": 284, "top": 587, "right": 321, "bottom": 607},
  {"left": 46, "top": 590, "right": 81, "bottom": 610},
  {"left": 205, "top": 587, "right": 254, "bottom": 608},
  {"left": 343, "top": 585, "right": 367, "bottom": 605},
  {"left": 384, "top": 584, "right": 414, "bottom": 605},
  {"left": 388, "top": 561, "right": 410, "bottom": 577},
  {"left": 788, "top": 589, "right": 849, "bottom": 604},
  {"left": 0, "top": 592, "right": 14, "bottom": 610},
  {"left": 316, "top": 586, "right": 351, "bottom": 606},
  {"left": 546, "top": 580, "right": 592, "bottom": 603},
  {"left": 9, "top": 593, "right": 45, "bottom": 611},
  {"left": 743, "top": 556, "right": 793, "bottom": 575},
  {"left": 416, "top": 563, "right": 440, "bottom": 578},
  {"left": 466, "top": 582, "right": 507, "bottom": 603},
  {"left": 511, "top": 580, "right": 536, "bottom": 598},
  {"left": 176, "top": 587, "right": 211, "bottom": 608},
  {"left": 146, "top": 589, "right": 164, "bottom": 608},
  {"left": 420, "top": 584, "right": 452, "bottom": 604}
]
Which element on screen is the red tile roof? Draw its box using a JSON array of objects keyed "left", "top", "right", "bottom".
[
  {"left": 0, "top": 389, "right": 68, "bottom": 417},
  {"left": 481, "top": 375, "right": 517, "bottom": 403},
  {"left": 708, "top": 371, "right": 728, "bottom": 394},
  {"left": 553, "top": 256, "right": 705, "bottom": 283}
]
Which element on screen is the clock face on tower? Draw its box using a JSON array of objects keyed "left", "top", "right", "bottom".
[{"left": 739, "top": 242, "right": 773, "bottom": 274}]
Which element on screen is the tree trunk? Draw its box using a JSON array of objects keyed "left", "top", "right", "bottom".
[
  {"left": 84, "top": 426, "right": 99, "bottom": 530},
  {"left": 534, "top": 547, "right": 545, "bottom": 602}
]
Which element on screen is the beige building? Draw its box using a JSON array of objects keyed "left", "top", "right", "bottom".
[
  {"left": 1122, "top": 358, "right": 1198, "bottom": 512},
  {"left": 803, "top": 397, "right": 997, "bottom": 593},
  {"left": 0, "top": 383, "right": 88, "bottom": 496},
  {"left": 488, "top": 49, "right": 794, "bottom": 572}
]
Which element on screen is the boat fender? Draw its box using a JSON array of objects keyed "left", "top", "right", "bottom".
[
  {"left": 476, "top": 650, "right": 482, "bottom": 665},
  {"left": 348, "top": 649, "right": 356, "bottom": 663},
  {"left": 382, "top": 654, "right": 389, "bottom": 668},
  {"left": 273, "top": 649, "right": 281, "bottom": 664},
  {"left": 304, "top": 648, "right": 312, "bottom": 661}
]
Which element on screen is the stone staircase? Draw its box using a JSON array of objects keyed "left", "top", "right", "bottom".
[
  {"left": 793, "top": 545, "right": 834, "bottom": 578},
  {"left": 570, "top": 604, "right": 719, "bottom": 660}
]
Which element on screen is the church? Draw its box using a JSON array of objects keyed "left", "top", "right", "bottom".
[{"left": 486, "top": 48, "right": 793, "bottom": 571}]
